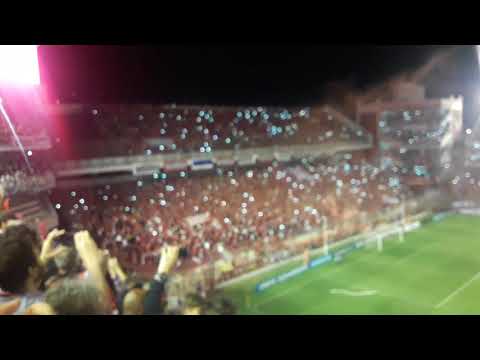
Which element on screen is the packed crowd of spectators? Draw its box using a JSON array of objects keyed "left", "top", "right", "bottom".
[
  {"left": 3, "top": 82, "right": 463, "bottom": 315},
  {"left": 0, "top": 88, "right": 50, "bottom": 146},
  {"left": 0, "top": 96, "right": 410, "bottom": 315},
  {"left": 49, "top": 153, "right": 403, "bottom": 277},
  {"left": 51, "top": 105, "right": 368, "bottom": 160},
  {"left": 380, "top": 127, "right": 447, "bottom": 147},
  {"left": 379, "top": 110, "right": 451, "bottom": 151},
  {"left": 0, "top": 220, "right": 228, "bottom": 315},
  {"left": 0, "top": 152, "right": 55, "bottom": 197},
  {"left": 381, "top": 150, "right": 434, "bottom": 177},
  {"left": 376, "top": 105, "right": 456, "bottom": 187},
  {"left": 379, "top": 107, "right": 448, "bottom": 130},
  {"left": 0, "top": 121, "right": 47, "bottom": 146},
  {"left": 450, "top": 169, "right": 480, "bottom": 201}
]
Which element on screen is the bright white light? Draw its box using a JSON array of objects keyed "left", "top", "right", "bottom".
[
  {"left": 466, "top": 128, "right": 472, "bottom": 135},
  {"left": 0, "top": 45, "right": 40, "bottom": 85}
]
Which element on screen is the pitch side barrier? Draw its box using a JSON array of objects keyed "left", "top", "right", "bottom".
[
  {"left": 218, "top": 210, "right": 458, "bottom": 291},
  {"left": 254, "top": 226, "right": 413, "bottom": 293},
  {"left": 457, "top": 208, "right": 480, "bottom": 216},
  {"left": 451, "top": 201, "right": 480, "bottom": 216},
  {"left": 253, "top": 216, "right": 435, "bottom": 293},
  {"left": 252, "top": 210, "right": 462, "bottom": 293},
  {"left": 253, "top": 228, "right": 420, "bottom": 293},
  {"left": 217, "top": 223, "right": 413, "bottom": 291}
]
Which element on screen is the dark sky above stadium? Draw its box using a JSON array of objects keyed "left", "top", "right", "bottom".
[{"left": 38, "top": 45, "right": 474, "bottom": 106}]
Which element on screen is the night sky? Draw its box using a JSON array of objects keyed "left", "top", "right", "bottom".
[{"left": 37, "top": 45, "right": 476, "bottom": 107}]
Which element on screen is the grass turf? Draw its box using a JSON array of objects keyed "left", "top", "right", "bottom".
[{"left": 223, "top": 215, "right": 480, "bottom": 315}]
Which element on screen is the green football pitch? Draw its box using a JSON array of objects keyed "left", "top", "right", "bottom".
[{"left": 223, "top": 214, "right": 480, "bottom": 315}]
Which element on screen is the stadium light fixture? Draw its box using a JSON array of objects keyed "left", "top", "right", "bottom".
[
  {"left": 0, "top": 45, "right": 40, "bottom": 176},
  {"left": 0, "top": 45, "right": 40, "bottom": 86}
]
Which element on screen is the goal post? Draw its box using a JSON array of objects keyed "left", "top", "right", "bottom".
[
  {"left": 322, "top": 216, "right": 329, "bottom": 256},
  {"left": 399, "top": 195, "right": 406, "bottom": 243},
  {"left": 377, "top": 234, "right": 383, "bottom": 252}
]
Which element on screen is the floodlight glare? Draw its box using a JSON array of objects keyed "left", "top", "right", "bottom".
[{"left": 0, "top": 45, "right": 40, "bottom": 86}]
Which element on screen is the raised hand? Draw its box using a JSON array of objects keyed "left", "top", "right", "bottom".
[
  {"left": 74, "top": 231, "right": 112, "bottom": 308},
  {"left": 74, "top": 231, "right": 106, "bottom": 272},
  {"left": 40, "top": 228, "right": 66, "bottom": 265},
  {"left": 0, "top": 299, "right": 20, "bottom": 315},
  {"left": 157, "top": 245, "right": 180, "bottom": 275}
]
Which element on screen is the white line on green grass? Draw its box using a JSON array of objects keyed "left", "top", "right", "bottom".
[
  {"left": 255, "top": 252, "right": 383, "bottom": 307},
  {"left": 256, "top": 278, "right": 319, "bottom": 307},
  {"left": 244, "top": 216, "right": 480, "bottom": 314},
  {"left": 255, "top": 238, "right": 439, "bottom": 309},
  {"left": 435, "top": 271, "right": 480, "bottom": 309}
]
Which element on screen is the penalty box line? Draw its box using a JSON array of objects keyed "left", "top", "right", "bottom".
[{"left": 435, "top": 271, "right": 480, "bottom": 309}]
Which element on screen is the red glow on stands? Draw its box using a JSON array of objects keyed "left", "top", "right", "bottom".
[{"left": 0, "top": 45, "right": 40, "bottom": 86}]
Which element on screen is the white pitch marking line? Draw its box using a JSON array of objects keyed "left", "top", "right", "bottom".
[
  {"left": 435, "top": 272, "right": 480, "bottom": 309},
  {"left": 256, "top": 239, "right": 430, "bottom": 308},
  {"left": 256, "top": 278, "right": 317, "bottom": 307},
  {"left": 256, "top": 238, "right": 442, "bottom": 311}
]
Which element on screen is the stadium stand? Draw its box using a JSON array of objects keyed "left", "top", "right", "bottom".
[
  {"left": 48, "top": 105, "right": 370, "bottom": 161},
  {"left": 0, "top": 88, "right": 51, "bottom": 149},
  {"left": 0, "top": 96, "right": 455, "bottom": 315},
  {"left": 2, "top": 45, "right": 475, "bottom": 315},
  {"left": 50, "top": 152, "right": 403, "bottom": 278}
]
